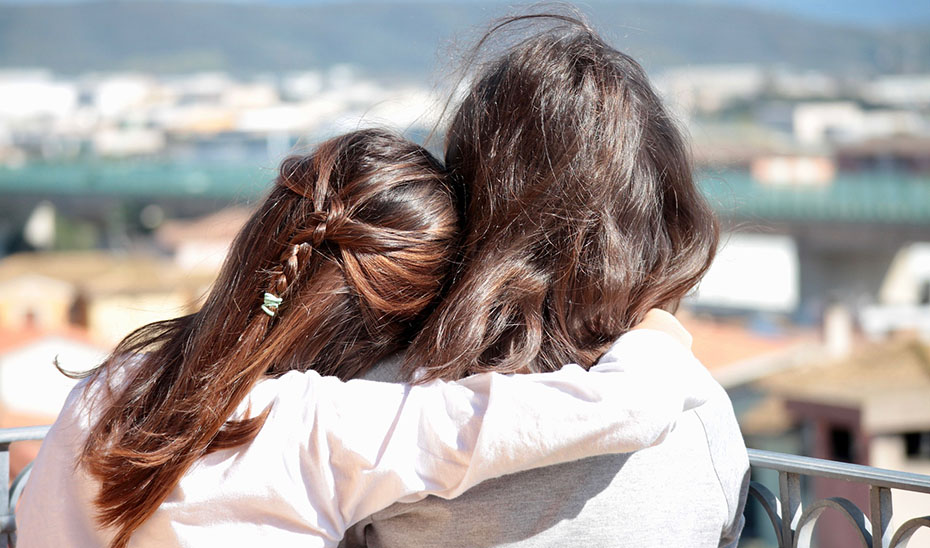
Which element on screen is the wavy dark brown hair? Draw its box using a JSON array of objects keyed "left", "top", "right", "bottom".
[
  {"left": 76, "top": 128, "right": 458, "bottom": 548},
  {"left": 406, "top": 14, "right": 719, "bottom": 380}
]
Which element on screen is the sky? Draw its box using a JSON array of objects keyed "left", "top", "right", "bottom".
[{"left": 1, "top": 0, "right": 929, "bottom": 27}]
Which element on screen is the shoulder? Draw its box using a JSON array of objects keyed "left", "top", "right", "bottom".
[{"left": 16, "top": 374, "right": 115, "bottom": 546}]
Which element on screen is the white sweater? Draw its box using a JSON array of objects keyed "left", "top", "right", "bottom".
[{"left": 16, "top": 330, "right": 713, "bottom": 548}]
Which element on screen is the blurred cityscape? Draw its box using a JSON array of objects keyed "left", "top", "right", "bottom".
[{"left": 0, "top": 2, "right": 929, "bottom": 546}]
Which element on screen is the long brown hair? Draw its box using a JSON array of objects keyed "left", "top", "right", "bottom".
[
  {"left": 406, "top": 14, "right": 719, "bottom": 380},
  {"left": 77, "top": 128, "right": 458, "bottom": 547}
]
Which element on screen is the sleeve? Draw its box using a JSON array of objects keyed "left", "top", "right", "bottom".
[
  {"left": 266, "top": 328, "right": 716, "bottom": 542},
  {"left": 718, "top": 451, "right": 750, "bottom": 548},
  {"left": 691, "top": 376, "right": 751, "bottom": 548}
]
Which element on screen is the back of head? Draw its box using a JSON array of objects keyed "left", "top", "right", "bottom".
[
  {"left": 408, "top": 14, "right": 719, "bottom": 379},
  {"left": 81, "top": 128, "right": 457, "bottom": 547},
  {"left": 228, "top": 128, "right": 459, "bottom": 379}
]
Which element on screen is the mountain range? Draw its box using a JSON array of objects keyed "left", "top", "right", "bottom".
[{"left": 1, "top": 1, "right": 928, "bottom": 76}]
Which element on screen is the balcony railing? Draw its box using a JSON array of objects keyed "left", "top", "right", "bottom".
[
  {"left": 1, "top": 428, "right": 929, "bottom": 547},
  {"left": 747, "top": 449, "right": 930, "bottom": 548},
  {"left": 1, "top": 425, "right": 50, "bottom": 548}
]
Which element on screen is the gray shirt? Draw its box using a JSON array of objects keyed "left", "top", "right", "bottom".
[{"left": 342, "top": 356, "right": 750, "bottom": 548}]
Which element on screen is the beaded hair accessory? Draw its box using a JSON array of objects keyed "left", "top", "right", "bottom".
[{"left": 261, "top": 292, "right": 283, "bottom": 317}]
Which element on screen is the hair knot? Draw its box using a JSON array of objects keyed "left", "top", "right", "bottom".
[
  {"left": 300, "top": 203, "right": 349, "bottom": 248},
  {"left": 310, "top": 219, "right": 329, "bottom": 247}
]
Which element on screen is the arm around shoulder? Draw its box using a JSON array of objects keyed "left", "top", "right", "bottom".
[{"left": 259, "top": 326, "right": 715, "bottom": 537}]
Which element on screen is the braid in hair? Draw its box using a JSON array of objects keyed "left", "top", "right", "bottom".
[{"left": 262, "top": 243, "right": 313, "bottom": 317}]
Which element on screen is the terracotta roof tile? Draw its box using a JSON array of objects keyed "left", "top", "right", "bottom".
[
  {"left": 0, "top": 325, "right": 101, "bottom": 354},
  {"left": 677, "top": 311, "right": 817, "bottom": 371}
]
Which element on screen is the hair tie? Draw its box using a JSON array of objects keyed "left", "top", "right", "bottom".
[{"left": 261, "top": 292, "right": 283, "bottom": 317}]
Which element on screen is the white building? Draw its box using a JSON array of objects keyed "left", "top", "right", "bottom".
[
  {"left": 654, "top": 64, "right": 765, "bottom": 115},
  {"left": 864, "top": 74, "right": 930, "bottom": 107},
  {"left": 91, "top": 74, "right": 162, "bottom": 119},
  {"left": 860, "top": 243, "right": 930, "bottom": 339},
  {"left": 693, "top": 233, "right": 800, "bottom": 313},
  {"left": 793, "top": 101, "right": 928, "bottom": 146},
  {"left": 93, "top": 127, "right": 166, "bottom": 157},
  {"left": 0, "top": 70, "right": 77, "bottom": 122}
]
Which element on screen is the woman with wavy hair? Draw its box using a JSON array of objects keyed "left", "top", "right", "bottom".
[
  {"left": 17, "top": 128, "right": 711, "bottom": 548},
  {"left": 343, "top": 14, "right": 748, "bottom": 548}
]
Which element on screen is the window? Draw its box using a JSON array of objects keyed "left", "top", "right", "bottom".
[
  {"left": 904, "top": 432, "right": 930, "bottom": 459},
  {"left": 829, "top": 426, "right": 855, "bottom": 463}
]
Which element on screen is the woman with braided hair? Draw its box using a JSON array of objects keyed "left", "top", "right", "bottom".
[{"left": 18, "top": 128, "right": 712, "bottom": 547}]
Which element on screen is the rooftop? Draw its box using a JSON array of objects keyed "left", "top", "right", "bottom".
[
  {"left": 0, "top": 325, "right": 100, "bottom": 355},
  {"left": 0, "top": 161, "right": 271, "bottom": 199},
  {"left": 4, "top": 162, "right": 930, "bottom": 225},
  {"left": 0, "top": 250, "right": 216, "bottom": 296},
  {"left": 756, "top": 335, "right": 930, "bottom": 433},
  {"left": 700, "top": 170, "right": 930, "bottom": 224}
]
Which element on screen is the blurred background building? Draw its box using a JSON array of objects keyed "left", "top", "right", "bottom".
[{"left": 0, "top": 1, "right": 929, "bottom": 545}]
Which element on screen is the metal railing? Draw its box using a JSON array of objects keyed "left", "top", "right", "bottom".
[
  {"left": 748, "top": 449, "right": 930, "bottom": 547},
  {"left": 1, "top": 425, "right": 50, "bottom": 548},
  {"left": 1, "top": 429, "right": 929, "bottom": 547}
]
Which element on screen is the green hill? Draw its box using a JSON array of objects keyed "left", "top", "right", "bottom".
[{"left": 0, "top": 2, "right": 927, "bottom": 75}]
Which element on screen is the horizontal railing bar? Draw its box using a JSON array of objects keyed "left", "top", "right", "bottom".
[
  {"left": 0, "top": 426, "right": 50, "bottom": 446},
  {"left": 749, "top": 449, "right": 930, "bottom": 494}
]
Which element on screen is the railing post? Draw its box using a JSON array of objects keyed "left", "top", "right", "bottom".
[
  {"left": 870, "top": 486, "right": 892, "bottom": 548},
  {"left": 750, "top": 449, "right": 930, "bottom": 548},
  {"left": 0, "top": 440, "right": 11, "bottom": 548},
  {"left": 0, "top": 426, "right": 51, "bottom": 548},
  {"left": 779, "top": 471, "right": 801, "bottom": 547}
]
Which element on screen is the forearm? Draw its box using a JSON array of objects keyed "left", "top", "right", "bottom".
[{"left": 448, "top": 329, "right": 713, "bottom": 494}]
